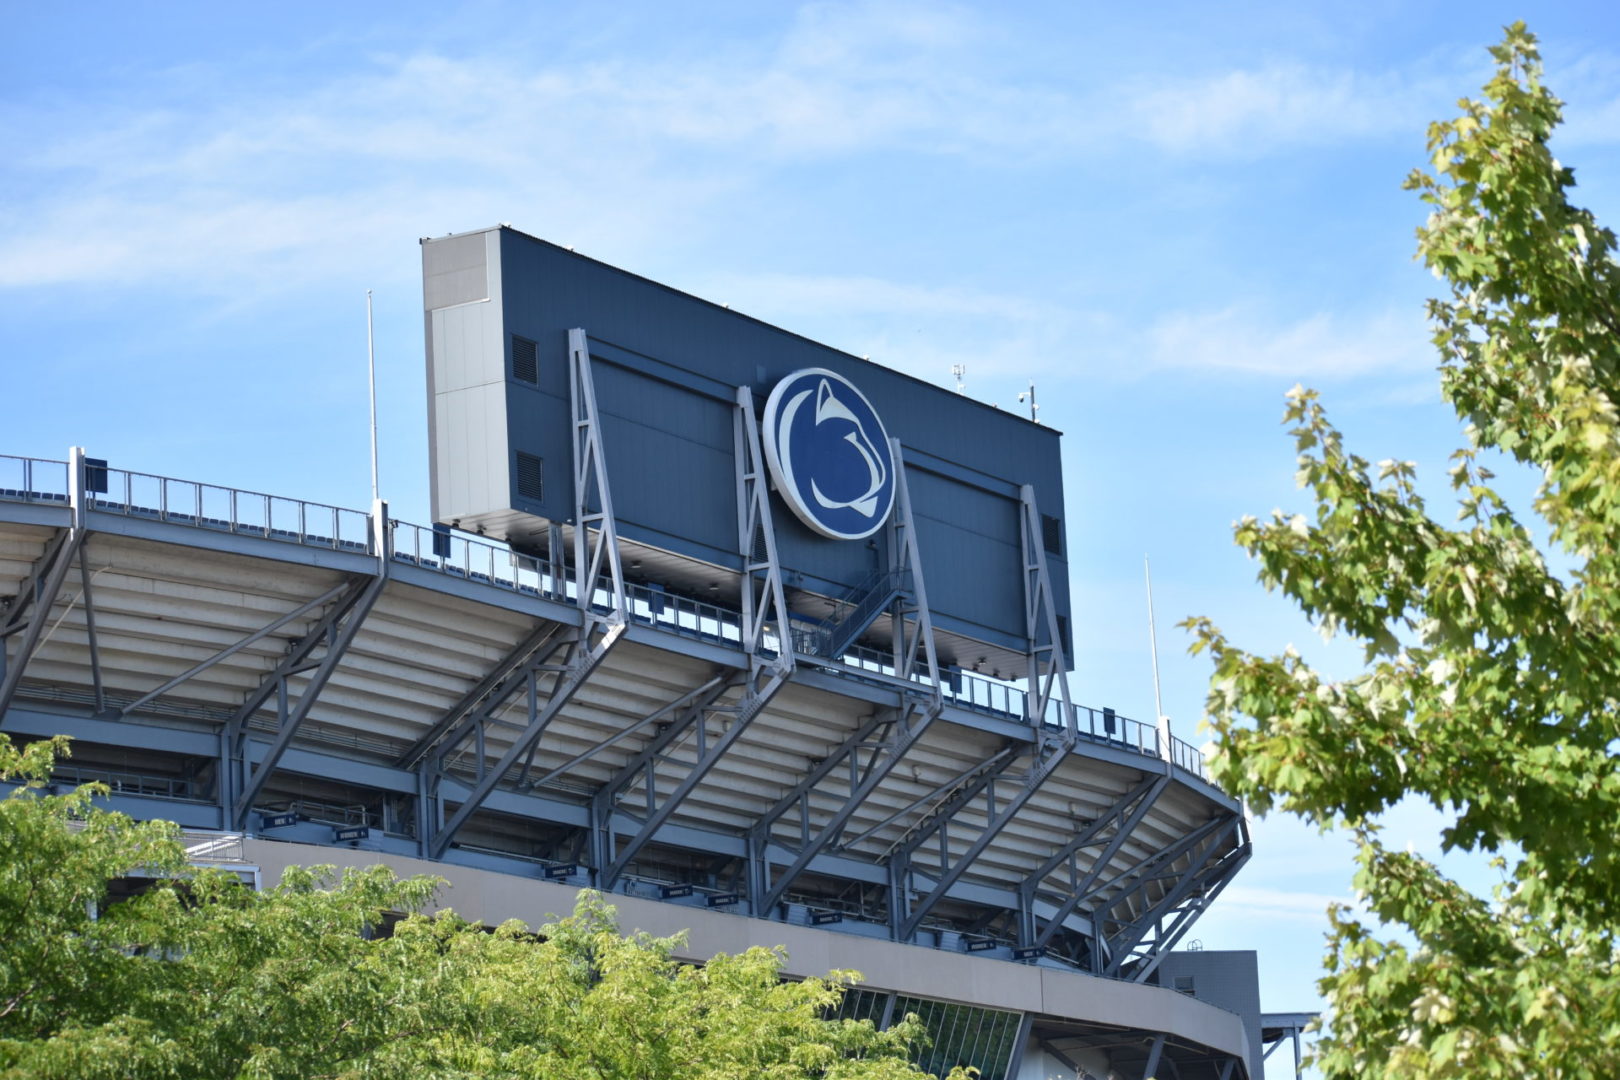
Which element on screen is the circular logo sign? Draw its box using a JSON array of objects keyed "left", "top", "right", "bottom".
[{"left": 762, "top": 368, "right": 896, "bottom": 540}]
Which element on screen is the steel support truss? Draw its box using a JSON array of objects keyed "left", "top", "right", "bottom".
[
  {"left": 734, "top": 385, "right": 793, "bottom": 666},
  {"left": 583, "top": 393, "right": 797, "bottom": 890},
  {"left": 889, "top": 727, "right": 1076, "bottom": 942},
  {"left": 413, "top": 329, "right": 630, "bottom": 859},
  {"left": 422, "top": 618, "right": 624, "bottom": 859},
  {"left": 1095, "top": 814, "right": 1250, "bottom": 981},
  {"left": 0, "top": 448, "right": 91, "bottom": 722},
  {"left": 1019, "top": 773, "right": 1170, "bottom": 949},
  {"left": 586, "top": 663, "right": 785, "bottom": 889},
  {"left": 747, "top": 698, "right": 942, "bottom": 915},
  {"left": 1020, "top": 483, "right": 1073, "bottom": 727},
  {"left": 884, "top": 439, "right": 941, "bottom": 688},
  {"left": 225, "top": 502, "right": 390, "bottom": 830},
  {"left": 569, "top": 327, "right": 627, "bottom": 620}
]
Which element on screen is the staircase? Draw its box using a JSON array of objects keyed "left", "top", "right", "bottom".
[{"left": 803, "top": 566, "right": 910, "bottom": 659}]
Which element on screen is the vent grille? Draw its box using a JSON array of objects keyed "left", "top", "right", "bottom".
[
  {"left": 1041, "top": 513, "right": 1062, "bottom": 557},
  {"left": 512, "top": 335, "right": 538, "bottom": 384},
  {"left": 515, "top": 452, "right": 544, "bottom": 501}
]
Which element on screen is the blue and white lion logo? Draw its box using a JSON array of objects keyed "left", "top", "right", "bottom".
[{"left": 762, "top": 369, "right": 895, "bottom": 540}]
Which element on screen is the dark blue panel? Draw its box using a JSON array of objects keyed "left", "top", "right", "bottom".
[{"left": 493, "top": 228, "right": 1069, "bottom": 652}]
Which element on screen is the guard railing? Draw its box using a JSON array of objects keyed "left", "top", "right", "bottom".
[{"left": 0, "top": 453, "right": 1208, "bottom": 781}]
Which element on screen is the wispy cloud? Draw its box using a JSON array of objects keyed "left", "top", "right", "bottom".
[
  {"left": 1142, "top": 305, "right": 1432, "bottom": 380},
  {"left": 0, "top": 2, "right": 1512, "bottom": 298},
  {"left": 1220, "top": 884, "right": 1354, "bottom": 921},
  {"left": 1127, "top": 64, "right": 1427, "bottom": 155}
]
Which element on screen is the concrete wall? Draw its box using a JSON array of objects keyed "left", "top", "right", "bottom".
[{"left": 241, "top": 836, "right": 1250, "bottom": 1070}]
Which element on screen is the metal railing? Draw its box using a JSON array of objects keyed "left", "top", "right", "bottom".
[
  {"left": 0, "top": 453, "right": 1210, "bottom": 781},
  {"left": 51, "top": 764, "right": 198, "bottom": 801},
  {"left": 94, "top": 467, "right": 372, "bottom": 552},
  {"left": 1170, "top": 736, "right": 1208, "bottom": 776},
  {"left": 0, "top": 454, "right": 69, "bottom": 503}
]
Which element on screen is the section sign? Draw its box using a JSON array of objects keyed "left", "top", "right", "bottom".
[{"left": 762, "top": 368, "right": 896, "bottom": 541}]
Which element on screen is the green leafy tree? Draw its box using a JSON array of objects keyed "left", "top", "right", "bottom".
[
  {"left": 1186, "top": 23, "right": 1620, "bottom": 1079},
  {"left": 0, "top": 735, "right": 966, "bottom": 1079}
]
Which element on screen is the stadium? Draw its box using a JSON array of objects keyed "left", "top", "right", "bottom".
[{"left": 0, "top": 226, "right": 1299, "bottom": 1079}]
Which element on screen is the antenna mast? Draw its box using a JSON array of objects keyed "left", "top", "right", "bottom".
[
  {"left": 366, "top": 290, "right": 380, "bottom": 505},
  {"left": 1145, "top": 556, "right": 1171, "bottom": 756}
]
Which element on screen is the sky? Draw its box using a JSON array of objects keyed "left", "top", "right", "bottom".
[{"left": 6, "top": 1, "right": 1620, "bottom": 1072}]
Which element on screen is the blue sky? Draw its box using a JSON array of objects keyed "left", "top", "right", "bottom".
[{"left": 6, "top": 0, "right": 1619, "bottom": 1067}]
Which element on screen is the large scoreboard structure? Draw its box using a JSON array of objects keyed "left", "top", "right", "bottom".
[
  {"left": 424, "top": 226, "right": 1070, "bottom": 679},
  {"left": 0, "top": 227, "right": 1261, "bottom": 1080}
]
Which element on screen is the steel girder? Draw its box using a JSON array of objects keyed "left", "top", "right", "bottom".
[
  {"left": 1022, "top": 773, "right": 1169, "bottom": 949},
  {"left": 568, "top": 328, "right": 627, "bottom": 622},
  {"left": 76, "top": 540, "right": 106, "bottom": 713},
  {"left": 1051, "top": 812, "right": 1237, "bottom": 971},
  {"left": 589, "top": 664, "right": 787, "bottom": 890},
  {"left": 883, "top": 443, "right": 941, "bottom": 689},
  {"left": 1019, "top": 483, "right": 1073, "bottom": 727},
  {"left": 1113, "top": 838, "right": 1250, "bottom": 983},
  {"left": 414, "top": 326, "right": 636, "bottom": 858},
  {"left": 224, "top": 571, "right": 386, "bottom": 828},
  {"left": 120, "top": 582, "right": 351, "bottom": 721},
  {"left": 1097, "top": 817, "right": 1251, "bottom": 980},
  {"left": 0, "top": 530, "right": 84, "bottom": 721},
  {"left": 396, "top": 621, "right": 569, "bottom": 770},
  {"left": 749, "top": 698, "right": 942, "bottom": 914},
  {"left": 0, "top": 451, "right": 92, "bottom": 721},
  {"left": 425, "top": 618, "right": 625, "bottom": 859},
  {"left": 1140, "top": 1034, "right": 1165, "bottom": 1080},
  {"left": 891, "top": 730, "right": 1075, "bottom": 941},
  {"left": 734, "top": 385, "right": 792, "bottom": 665}
]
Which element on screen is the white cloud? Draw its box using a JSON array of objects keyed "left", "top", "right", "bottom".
[
  {"left": 1128, "top": 64, "right": 1425, "bottom": 155},
  {"left": 688, "top": 270, "right": 1100, "bottom": 384},
  {"left": 1219, "top": 884, "right": 1352, "bottom": 921},
  {"left": 1142, "top": 305, "right": 1431, "bottom": 379},
  {"left": 0, "top": 3, "right": 1486, "bottom": 296}
]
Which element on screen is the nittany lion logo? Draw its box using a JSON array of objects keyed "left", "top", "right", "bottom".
[{"left": 762, "top": 369, "right": 895, "bottom": 540}]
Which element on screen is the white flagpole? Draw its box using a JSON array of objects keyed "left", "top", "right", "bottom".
[{"left": 366, "top": 290, "right": 380, "bottom": 505}]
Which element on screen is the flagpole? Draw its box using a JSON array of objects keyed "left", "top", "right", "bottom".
[{"left": 367, "top": 290, "right": 380, "bottom": 505}]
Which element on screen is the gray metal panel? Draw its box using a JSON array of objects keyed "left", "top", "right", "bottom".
[
  {"left": 1158, "top": 950, "right": 1265, "bottom": 1079},
  {"left": 424, "top": 229, "right": 507, "bottom": 527},
  {"left": 422, "top": 231, "right": 490, "bottom": 311}
]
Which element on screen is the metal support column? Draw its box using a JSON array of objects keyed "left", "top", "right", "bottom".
[
  {"left": 0, "top": 447, "right": 91, "bottom": 723},
  {"left": 1019, "top": 483, "right": 1073, "bottom": 728},
  {"left": 1140, "top": 1034, "right": 1164, "bottom": 1080},
  {"left": 227, "top": 500, "right": 389, "bottom": 828},
  {"left": 751, "top": 698, "right": 942, "bottom": 914},
  {"left": 426, "top": 621, "right": 625, "bottom": 859},
  {"left": 426, "top": 336, "right": 629, "bottom": 857},
  {"left": 1023, "top": 773, "right": 1166, "bottom": 952},
  {"left": 593, "top": 665, "right": 786, "bottom": 889},
  {"left": 568, "top": 328, "right": 627, "bottom": 622},
  {"left": 735, "top": 385, "right": 793, "bottom": 664},
  {"left": 885, "top": 440, "right": 941, "bottom": 688},
  {"left": 896, "top": 730, "right": 1074, "bottom": 941}
]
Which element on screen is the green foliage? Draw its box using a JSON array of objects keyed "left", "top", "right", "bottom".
[
  {"left": 1185, "top": 23, "right": 1620, "bottom": 1079},
  {"left": 0, "top": 735, "right": 964, "bottom": 1079}
]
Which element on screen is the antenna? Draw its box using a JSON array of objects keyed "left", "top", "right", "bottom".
[
  {"left": 951, "top": 364, "right": 966, "bottom": 394},
  {"left": 1145, "top": 556, "right": 1171, "bottom": 757},
  {"left": 366, "top": 290, "right": 380, "bottom": 505},
  {"left": 1016, "top": 381, "right": 1039, "bottom": 423},
  {"left": 1145, "top": 556, "right": 1164, "bottom": 720}
]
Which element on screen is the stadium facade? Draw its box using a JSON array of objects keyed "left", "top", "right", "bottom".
[{"left": 0, "top": 227, "right": 1286, "bottom": 1079}]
